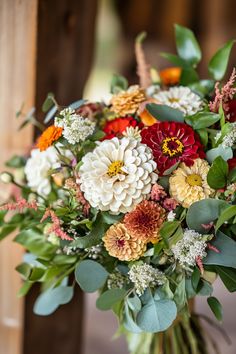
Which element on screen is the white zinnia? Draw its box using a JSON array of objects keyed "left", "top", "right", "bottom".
[
  {"left": 153, "top": 86, "right": 203, "bottom": 116},
  {"left": 79, "top": 137, "right": 158, "bottom": 214},
  {"left": 25, "top": 147, "right": 60, "bottom": 197},
  {"left": 55, "top": 108, "right": 95, "bottom": 144},
  {"left": 171, "top": 229, "right": 207, "bottom": 269}
]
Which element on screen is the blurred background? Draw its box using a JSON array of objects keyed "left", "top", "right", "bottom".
[{"left": 0, "top": 0, "right": 236, "bottom": 353}]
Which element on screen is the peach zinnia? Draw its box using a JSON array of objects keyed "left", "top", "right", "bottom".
[
  {"left": 124, "top": 200, "right": 166, "bottom": 244},
  {"left": 103, "top": 223, "right": 146, "bottom": 261},
  {"left": 37, "top": 125, "right": 63, "bottom": 151}
]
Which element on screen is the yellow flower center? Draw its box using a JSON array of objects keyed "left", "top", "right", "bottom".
[
  {"left": 168, "top": 97, "right": 180, "bottom": 103},
  {"left": 162, "top": 137, "right": 184, "bottom": 157},
  {"left": 107, "top": 160, "right": 125, "bottom": 177},
  {"left": 186, "top": 174, "right": 202, "bottom": 186}
]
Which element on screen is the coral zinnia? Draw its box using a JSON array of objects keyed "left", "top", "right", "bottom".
[
  {"left": 103, "top": 116, "right": 138, "bottom": 140},
  {"left": 141, "top": 121, "right": 205, "bottom": 175},
  {"left": 124, "top": 200, "right": 166, "bottom": 244},
  {"left": 37, "top": 125, "right": 63, "bottom": 151},
  {"left": 103, "top": 223, "right": 146, "bottom": 261},
  {"left": 169, "top": 158, "right": 213, "bottom": 208}
]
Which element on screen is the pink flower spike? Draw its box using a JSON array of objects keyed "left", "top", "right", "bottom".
[
  {"left": 208, "top": 244, "right": 220, "bottom": 253},
  {"left": 0, "top": 198, "right": 38, "bottom": 213},
  {"left": 40, "top": 208, "right": 73, "bottom": 241},
  {"left": 201, "top": 222, "right": 214, "bottom": 230},
  {"left": 196, "top": 256, "right": 204, "bottom": 275},
  {"left": 150, "top": 184, "right": 167, "bottom": 201}
]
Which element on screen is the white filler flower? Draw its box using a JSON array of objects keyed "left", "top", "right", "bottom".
[
  {"left": 153, "top": 86, "right": 203, "bottom": 116},
  {"left": 79, "top": 137, "right": 158, "bottom": 214},
  {"left": 25, "top": 147, "right": 60, "bottom": 196},
  {"left": 128, "top": 263, "right": 166, "bottom": 296},
  {"left": 172, "top": 229, "right": 207, "bottom": 269},
  {"left": 55, "top": 108, "right": 95, "bottom": 144}
]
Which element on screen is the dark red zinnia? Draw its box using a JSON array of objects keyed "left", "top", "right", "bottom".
[
  {"left": 141, "top": 121, "right": 205, "bottom": 175},
  {"left": 228, "top": 158, "right": 236, "bottom": 171},
  {"left": 103, "top": 116, "right": 138, "bottom": 140},
  {"left": 225, "top": 99, "right": 236, "bottom": 122}
]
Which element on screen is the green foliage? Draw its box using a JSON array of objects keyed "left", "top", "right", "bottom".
[
  {"left": 96, "top": 288, "right": 126, "bottom": 311},
  {"left": 69, "top": 99, "right": 86, "bottom": 110},
  {"left": 146, "top": 104, "right": 184, "bottom": 122},
  {"left": 42, "top": 93, "right": 55, "bottom": 113},
  {"left": 186, "top": 199, "right": 229, "bottom": 233},
  {"left": 215, "top": 205, "right": 236, "bottom": 230},
  {"left": 207, "top": 296, "right": 223, "bottom": 321},
  {"left": 208, "top": 40, "right": 235, "bottom": 80},
  {"left": 188, "top": 80, "right": 215, "bottom": 96},
  {"left": 206, "top": 146, "right": 233, "bottom": 164},
  {"left": 180, "top": 67, "right": 199, "bottom": 85},
  {"left": 5, "top": 155, "right": 26, "bottom": 168},
  {"left": 160, "top": 52, "right": 187, "bottom": 67},
  {"left": 33, "top": 285, "right": 74, "bottom": 316},
  {"left": 110, "top": 73, "right": 128, "bottom": 94},
  {"left": 216, "top": 266, "right": 236, "bottom": 292},
  {"left": 204, "top": 231, "right": 236, "bottom": 268},
  {"left": 191, "top": 267, "right": 201, "bottom": 292},
  {"left": 185, "top": 112, "right": 220, "bottom": 130},
  {"left": 160, "top": 221, "right": 180, "bottom": 246},
  {"left": 175, "top": 24, "right": 202, "bottom": 65},
  {"left": 207, "top": 156, "right": 228, "bottom": 189},
  {"left": 136, "top": 296, "right": 177, "bottom": 333},
  {"left": 75, "top": 260, "right": 108, "bottom": 293},
  {"left": 173, "top": 277, "right": 186, "bottom": 310}
]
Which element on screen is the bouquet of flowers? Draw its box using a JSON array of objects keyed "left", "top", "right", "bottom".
[{"left": 1, "top": 25, "right": 236, "bottom": 354}]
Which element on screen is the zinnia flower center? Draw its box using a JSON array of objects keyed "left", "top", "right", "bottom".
[
  {"left": 116, "top": 239, "right": 125, "bottom": 248},
  {"left": 168, "top": 97, "right": 180, "bottom": 103},
  {"left": 107, "top": 160, "right": 125, "bottom": 177},
  {"left": 186, "top": 174, "right": 202, "bottom": 186},
  {"left": 162, "top": 137, "right": 184, "bottom": 157}
]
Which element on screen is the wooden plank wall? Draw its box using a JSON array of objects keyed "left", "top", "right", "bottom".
[{"left": 0, "top": 1, "right": 38, "bottom": 354}]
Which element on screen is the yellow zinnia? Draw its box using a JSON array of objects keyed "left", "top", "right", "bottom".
[{"left": 169, "top": 158, "right": 213, "bottom": 208}]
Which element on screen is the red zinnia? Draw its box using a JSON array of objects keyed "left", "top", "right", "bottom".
[
  {"left": 141, "top": 121, "right": 205, "bottom": 175},
  {"left": 228, "top": 158, "right": 236, "bottom": 171},
  {"left": 103, "top": 116, "right": 138, "bottom": 140},
  {"left": 226, "top": 99, "right": 236, "bottom": 122}
]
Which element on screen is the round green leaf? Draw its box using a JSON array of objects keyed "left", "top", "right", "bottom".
[
  {"left": 75, "top": 260, "right": 108, "bottom": 293},
  {"left": 207, "top": 156, "right": 228, "bottom": 189},
  {"left": 206, "top": 146, "right": 233, "bottom": 164},
  {"left": 96, "top": 288, "right": 126, "bottom": 311},
  {"left": 33, "top": 286, "right": 74, "bottom": 316},
  {"left": 136, "top": 297, "right": 177, "bottom": 333}
]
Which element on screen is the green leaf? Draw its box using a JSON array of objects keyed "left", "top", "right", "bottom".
[
  {"left": 101, "top": 211, "right": 123, "bottom": 225},
  {"left": 110, "top": 74, "right": 128, "bottom": 94},
  {"left": 146, "top": 104, "right": 184, "bottom": 122},
  {"left": 75, "top": 260, "right": 108, "bottom": 293},
  {"left": 207, "top": 296, "right": 223, "bottom": 321},
  {"left": 208, "top": 40, "right": 235, "bottom": 80},
  {"left": 5, "top": 155, "right": 26, "bottom": 168},
  {"left": 185, "top": 277, "right": 196, "bottom": 299},
  {"left": 188, "top": 80, "right": 215, "bottom": 96},
  {"left": 185, "top": 112, "right": 220, "bottom": 130},
  {"left": 216, "top": 266, "right": 236, "bottom": 292},
  {"left": 203, "top": 231, "right": 236, "bottom": 268},
  {"left": 0, "top": 225, "right": 17, "bottom": 241},
  {"left": 160, "top": 52, "right": 188, "bottom": 67},
  {"left": 207, "top": 156, "right": 228, "bottom": 189},
  {"left": 96, "top": 288, "right": 126, "bottom": 311},
  {"left": 16, "top": 262, "right": 31, "bottom": 279},
  {"left": 197, "top": 280, "right": 213, "bottom": 296},
  {"left": 206, "top": 146, "right": 233, "bottom": 164},
  {"left": 42, "top": 92, "right": 55, "bottom": 113},
  {"left": 69, "top": 99, "right": 86, "bottom": 110},
  {"left": 175, "top": 24, "right": 202, "bottom": 65},
  {"left": 180, "top": 67, "right": 199, "bottom": 85},
  {"left": 196, "top": 129, "right": 208, "bottom": 146},
  {"left": 174, "top": 277, "right": 186, "bottom": 310},
  {"left": 160, "top": 221, "right": 180, "bottom": 245},
  {"left": 33, "top": 286, "right": 74, "bottom": 316},
  {"left": 17, "top": 281, "right": 33, "bottom": 297},
  {"left": 215, "top": 205, "right": 236, "bottom": 230},
  {"left": 44, "top": 105, "right": 57, "bottom": 124},
  {"left": 14, "top": 229, "right": 58, "bottom": 260},
  {"left": 127, "top": 295, "right": 142, "bottom": 312},
  {"left": 229, "top": 168, "right": 236, "bottom": 183},
  {"left": 186, "top": 199, "right": 229, "bottom": 233},
  {"left": 124, "top": 303, "right": 142, "bottom": 334},
  {"left": 191, "top": 267, "right": 201, "bottom": 291},
  {"left": 136, "top": 296, "right": 177, "bottom": 333}
]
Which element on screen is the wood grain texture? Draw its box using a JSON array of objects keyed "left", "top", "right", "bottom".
[{"left": 0, "top": 1, "right": 38, "bottom": 354}]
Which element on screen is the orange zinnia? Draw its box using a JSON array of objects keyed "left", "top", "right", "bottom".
[
  {"left": 37, "top": 125, "right": 63, "bottom": 151},
  {"left": 159, "top": 67, "right": 181, "bottom": 86}
]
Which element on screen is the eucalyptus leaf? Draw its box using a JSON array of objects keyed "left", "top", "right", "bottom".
[
  {"left": 75, "top": 260, "right": 108, "bottom": 292},
  {"left": 69, "top": 99, "right": 86, "bottom": 110},
  {"left": 44, "top": 105, "right": 58, "bottom": 124},
  {"left": 146, "top": 104, "right": 184, "bottom": 122},
  {"left": 208, "top": 40, "right": 235, "bottom": 80},
  {"left": 110, "top": 74, "right": 128, "bottom": 94},
  {"left": 136, "top": 296, "right": 177, "bottom": 333},
  {"left": 206, "top": 146, "right": 233, "bottom": 163}
]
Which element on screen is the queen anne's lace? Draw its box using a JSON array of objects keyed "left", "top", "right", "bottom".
[
  {"left": 222, "top": 123, "right": 236, "bottom": 148},
  {"left": 171, "top": 229, "right": 207, "bottom": 269},
  {"left": 55, "top": 108, "right": 95, "bottom": 145},
  {"left": 79, "top": 137, "right": 158, "bottom": 214},
  {"left": 128, "top": 264, "right": 166, "bottom": 296}
]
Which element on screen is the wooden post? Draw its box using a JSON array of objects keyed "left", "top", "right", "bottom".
[
  {"left": 0, "top": 1, "right": 98, "bottom": 353},
  {"left": 0, "top": 1, "right": 37, "bottom": 354}
]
